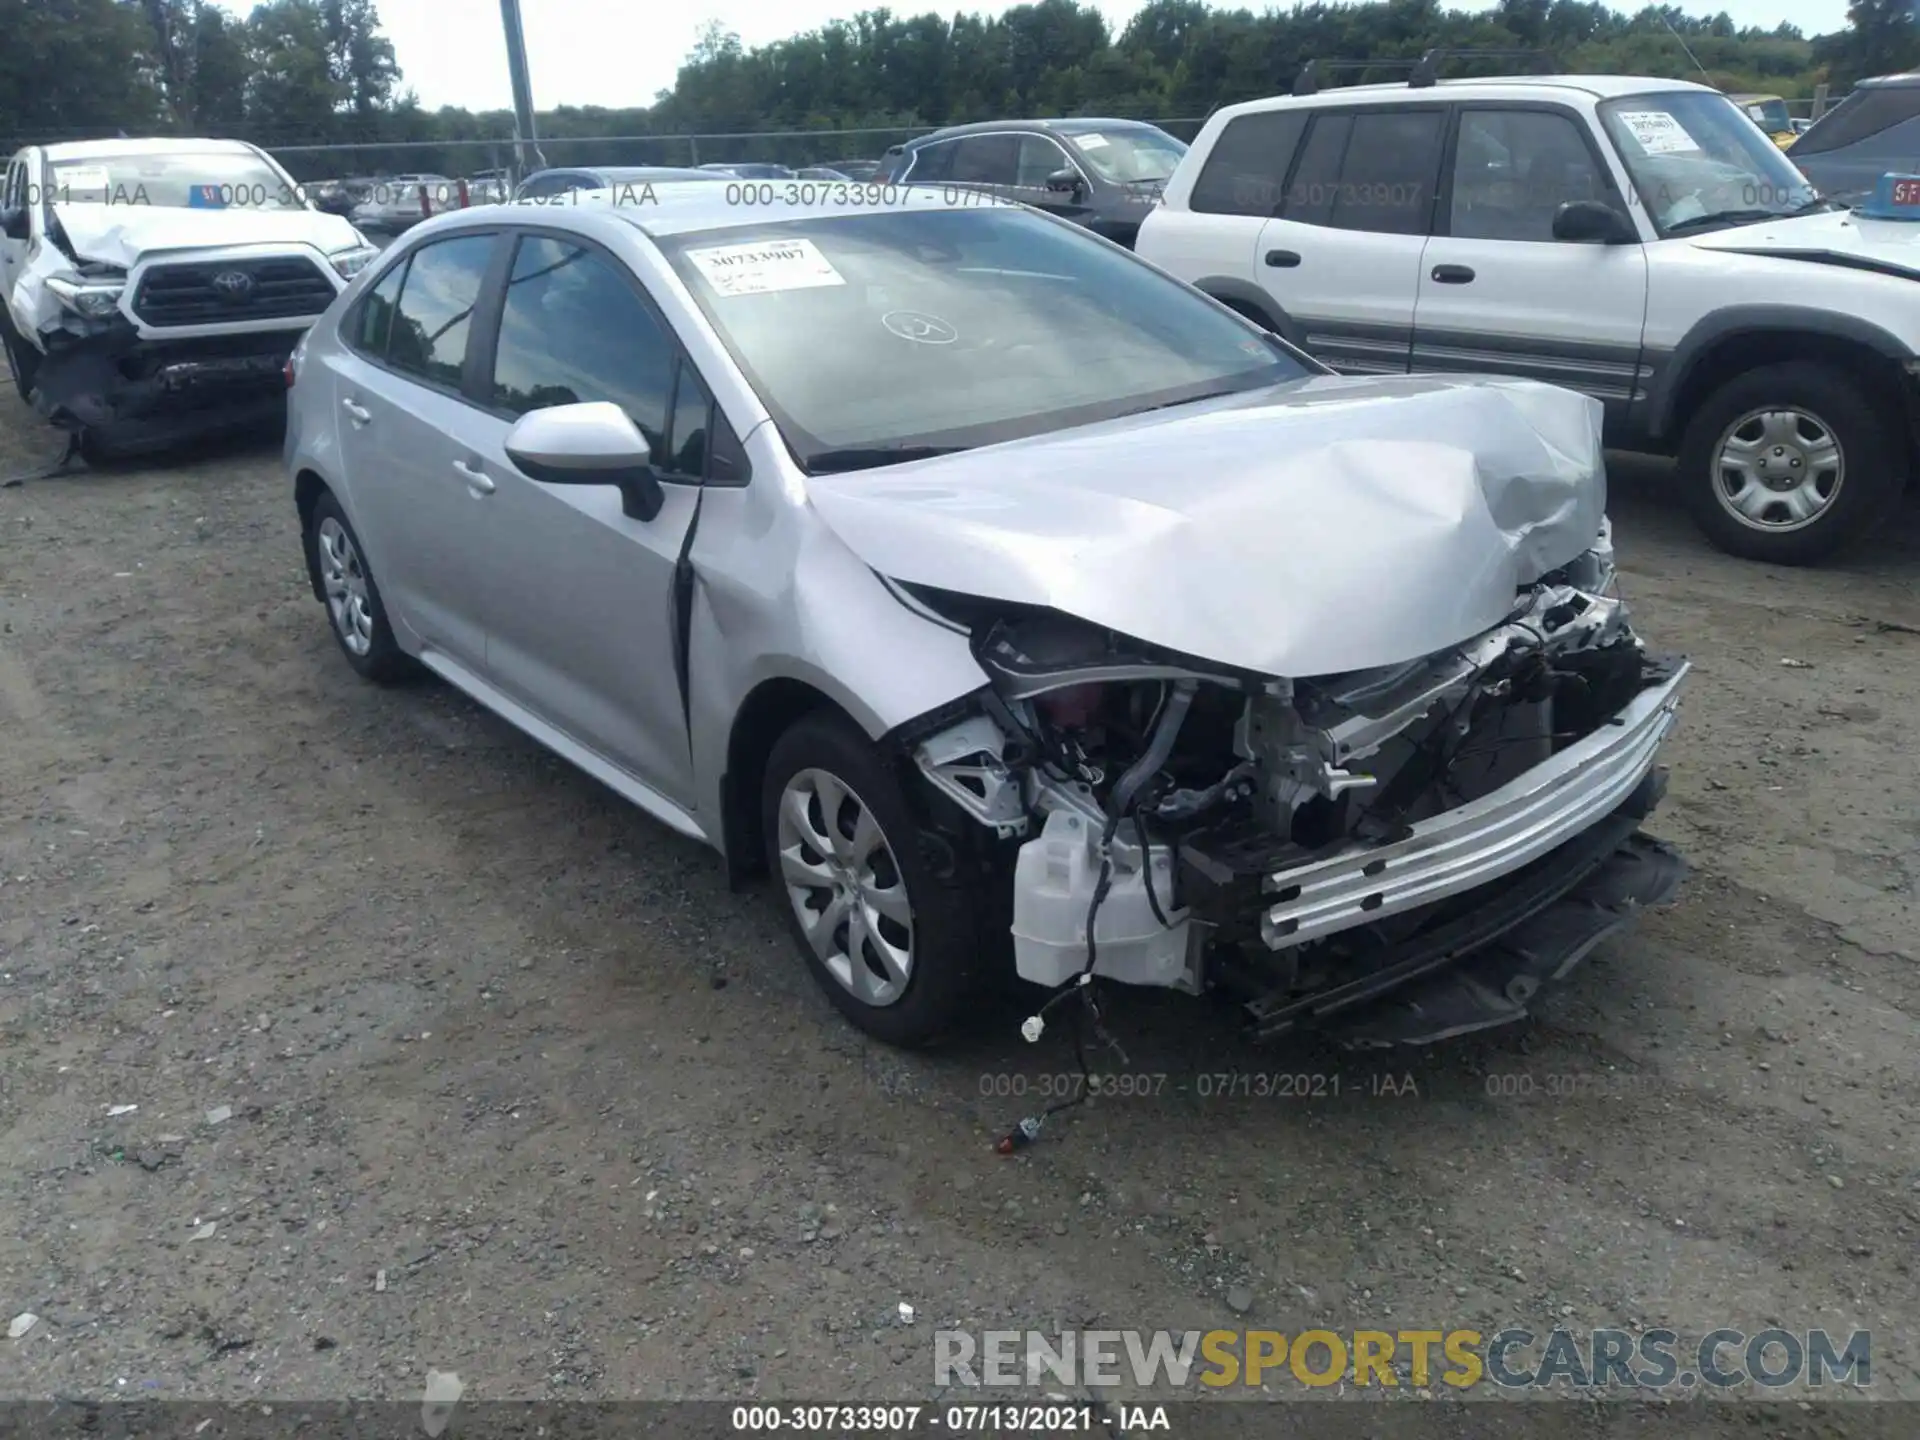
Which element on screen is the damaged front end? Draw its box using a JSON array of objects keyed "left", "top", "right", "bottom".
[
  {"left": 896, "top": 526, "right": 1689, "bottom": 1047},
  {"left": 31, "top": 321, "right": 298, "bottom": 440},
  {"left": 14, "top": 226, "right": 347, "bottom": 448}
]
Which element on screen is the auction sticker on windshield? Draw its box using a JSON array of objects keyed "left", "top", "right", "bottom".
[
  {"left": 1616, "top": 110, "right": 1701, "bottom": 155},
  {"left": 52, "top": 165, "right": 111, "bottom": 194},
  {"left": 686, "top": 238, "right": 845, "bottom": 297}
]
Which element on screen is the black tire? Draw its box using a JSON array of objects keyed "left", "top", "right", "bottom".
[
  {"left": 307, "top": 490, "right": 414, "bottom": 683},
  {"left": 0, "top": 316, "right": 39, "bottom": 399},
  {"left": 1677, "top": 361, "right": 1906, "bottom": 565},
  {"left": 760, "top": 710, "right": 993, "bottom": 1048},
  {"left": 76, "top": 427, "right": 131, "bottom": 466}
]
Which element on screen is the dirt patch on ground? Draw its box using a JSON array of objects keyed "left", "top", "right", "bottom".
[{"left": 1, "top": 391, "right": 1916, "bottom": 1430}]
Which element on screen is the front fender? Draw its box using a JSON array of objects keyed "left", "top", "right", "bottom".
[
  {"left": 685, "top": 484, "right": 990, "bottom": 836},
  {"left": 1644, "top": 304, "right": 1917, "bottom": 441}
]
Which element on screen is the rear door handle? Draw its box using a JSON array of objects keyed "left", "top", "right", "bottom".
[
  {"left": 1264, "top": 249, "right": 1302, "bottom": 268},
  {"left": 341, "top": 398, "right": 371, "bottom": 426},
  {"left": 1431, "top": 264, "right": 1476, "bottom": 284},
  {"left": 452, "top": 458, "right": 494, "bottom": 495}
]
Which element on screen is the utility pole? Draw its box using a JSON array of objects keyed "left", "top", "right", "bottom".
[{"left": 499, "top": 0, "right": 545, "bottom": 181}]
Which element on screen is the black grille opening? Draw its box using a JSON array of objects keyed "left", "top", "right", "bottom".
[{"left": 132, "top": 256, "right": 338, "bottom": 327}]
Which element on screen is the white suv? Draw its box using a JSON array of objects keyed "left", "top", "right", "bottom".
[{"left": 1137, "top": 65, "right": 1909, "bottom": 564}]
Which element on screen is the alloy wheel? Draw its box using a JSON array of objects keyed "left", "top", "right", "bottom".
[
  {"left": 774, "top": 767, "right": 914, "bottom": 1006},
  {"left": 1711, "top": 406, "right": 1844, "bottom": 533},
  {"left": 316, "top": 516, "right": 375, "bottom": 656}
]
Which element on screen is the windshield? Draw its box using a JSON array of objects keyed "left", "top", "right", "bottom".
[
  {"left": 659, "top": 206, "right": 1307, "bottom": 470},
  {"left": 1064, "top": 127, "right": 1188, "bottom": 184},
  {"left": 1598, "top": 92, "right": 1817, "bottom": 235},
  {"left": 46, "top": 150, "right": 306, "bottom": 210}
]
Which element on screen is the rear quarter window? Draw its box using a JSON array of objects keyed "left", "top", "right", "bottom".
[{"left": 1188, "top": 111, "right": 1308, "bottom": 216}]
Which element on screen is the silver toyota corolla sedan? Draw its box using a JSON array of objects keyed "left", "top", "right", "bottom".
[{"left": 285, "top": 184, "right": 1689, "bottom": 1051}]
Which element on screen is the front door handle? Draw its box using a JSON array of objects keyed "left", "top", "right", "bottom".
[
  {"left": 1264, "top": 249, "right": 1302, "bottom": 268},
  {"left": 452, "top": 458, "right": 494, "bottom": 495},
  {"left": 341, "top": 398, "right": 371, "bottom": 426},
  {"left": 1431, "top": 264, "right": 1476, "bottom": 285}
]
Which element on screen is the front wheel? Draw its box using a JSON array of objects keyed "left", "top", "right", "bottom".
[
  {"left": 0, "top": 316, "right": 39, "bottom": 399},
  {"left": 760, "top": 710, "right": 992, "bottom": 1048},
  {"left": 1677, "top": 361, "right": 1906, "bottom": 565}
]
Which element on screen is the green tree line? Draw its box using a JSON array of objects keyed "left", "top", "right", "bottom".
[{"left": 0, "top": 0, "right": 1913, "bottom": 176}]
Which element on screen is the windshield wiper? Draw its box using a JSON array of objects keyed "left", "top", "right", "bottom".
[
  {"left": 804, "top": 444, "right": 966, "bottom": 475},
  {"left": 1664, "top": 208, "right": 1781, "bottom": 235},
  {"left": 1116, "top": 386, "right": 1254, "bottom": 419}
]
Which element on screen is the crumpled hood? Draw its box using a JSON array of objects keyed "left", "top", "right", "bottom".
[
  {"left": 51, "top": 203, "right": 363, "bottom": 269},
  {"left": 1685, "top": 207, "right": 1920, "bottom": 279},
  {"left": 806, "top": 373, "right": 1606, "bottom": 678}
]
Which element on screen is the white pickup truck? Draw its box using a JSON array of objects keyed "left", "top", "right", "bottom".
[{"left": 0, "top": 137, "right": 377, "bottom": 458}]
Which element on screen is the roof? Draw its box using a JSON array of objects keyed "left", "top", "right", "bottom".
[
  {"left": 544, "top": 165, "right": 715, "bottom": 181},
  {"left": 912, "top": 117, "right": 1172, "bottom": 144},
  {"left": 1859, "top": 71, "right": 1920, "bottom": 87},
  {"left": 42, "top": 136, "right": 260, "bottom": 160},
  {"left": 416, "top": 181, "right": 1002, "bottom": 241},
  {"left": 1205, "top": 72, "right": 1715, "bottom": 123}
]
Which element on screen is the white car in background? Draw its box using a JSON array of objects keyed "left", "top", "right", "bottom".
[
  {"left": 1137, "top": 67, "right": 1901, "bottom": 565},
  {"left": 0, "top": 136, "right": 376, "bottom": 456}
]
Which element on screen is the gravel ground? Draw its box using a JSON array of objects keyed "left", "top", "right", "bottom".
[{"left": 0, "top": 388, "right": 1917, "bottom": 1431}]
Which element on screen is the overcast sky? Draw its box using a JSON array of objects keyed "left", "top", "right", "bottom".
[{"left": 365, "top": 0, "right": 1850, "bottom": 113}]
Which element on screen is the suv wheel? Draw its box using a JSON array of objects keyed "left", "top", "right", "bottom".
[
  {"left": 760, "top": 710, "right": 990, "bottom": 1048},
  {"left": 0, "top": 315, "right": 39, "bottom": 399},
  {"left": 1678, "top": 361, "right": 1905, "bottom": 565},
  {"left": 308, "top": 491, "right": 413, "bottom": 683}
]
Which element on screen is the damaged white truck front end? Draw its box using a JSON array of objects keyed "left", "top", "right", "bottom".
[
  {"left": 815, "top": 376, "right": 1691, "bottom": 1046},
  {"left": 0, "top": 139, "right": 377, "bottom": 452}
]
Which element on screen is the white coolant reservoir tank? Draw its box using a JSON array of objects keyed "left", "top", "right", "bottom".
[{"left": 1010, "top": 809, "right": 1192, "bottom": 990}]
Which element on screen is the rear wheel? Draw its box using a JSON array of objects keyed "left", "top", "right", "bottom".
[
  {"left": 1677, "top": 361, "right": 1905, "bottom": 565},
  {"left": 308, "top": 491, "right": 413, "bottom": 683},
  {"left": 760, "top": 710, "right": 992, "bottom": 1048}
]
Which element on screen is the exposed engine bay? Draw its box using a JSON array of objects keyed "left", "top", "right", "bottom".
[{"left": 898, "top": 524, "right": 1689, "bottom": 1047}]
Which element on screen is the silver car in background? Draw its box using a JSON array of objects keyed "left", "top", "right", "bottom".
[
  {"left": 284, "top": 185, "right": 1688, "bottom": 1050},
  {"left": 349, "top": 174, "right": 457, "bottom": 231}
]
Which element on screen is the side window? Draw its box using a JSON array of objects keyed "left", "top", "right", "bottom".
[
  {"left": 1282, "top": 112, "right": 1352, "bottom": 226},
  {"left": 1014, "top": 135, "right": 1072, "bottom": 188},
  {"left": 664, "top": 360, "right": 709, "bottom": 478},
  {"left": 352, "top": 256, "right": 409, "bottom": 358},
  {"left": 1327, "top": 110, "right": 1446, "bottom": 234},
  {"left": 386, "top": 234, "right": 493, "bottom": 387},
  {"left": 4, "top": 158, "right": 23, "bottom": 209},
  {"left": 488, "top": 233, "right": 674, "bottom": 456},
  {"left": 1450, "top": 109, "right": 1610, "bottom": 242},
  {"left": 952, "top": 134, "right": 1019, "bottom": 185},
  {"left": 905, "top": 142, "right": 954, "bottom": 183},
  {"left": 655, "top": 354, "right": 752, "bottom": 485},
  {"left": 1189, "top": 111, "right": 1309, "bottom": 217}
]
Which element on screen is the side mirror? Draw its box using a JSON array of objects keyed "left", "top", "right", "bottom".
[
  {"left": 503, "top": 401, "right": 664, "bottom": 522},
  {"left": 1045, "top": 168, "right": 1084, "bottom": 196},
  {"left": 1552, "top": 199, "right": 1635, "bottom": 245},
  {"left": 0, "top": 206, "right": 28, "bottom": 241}
]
